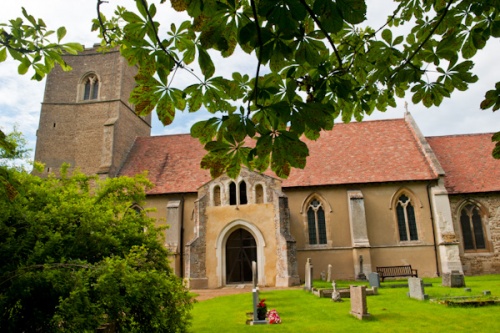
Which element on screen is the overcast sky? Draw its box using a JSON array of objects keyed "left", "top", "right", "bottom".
[{"left": 1, "top": 0, "right": 499, "bottom": 162}]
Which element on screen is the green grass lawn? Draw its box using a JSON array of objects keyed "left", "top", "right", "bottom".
[{"left": 190, "top": 275, "right": 500, "bottom": 332}]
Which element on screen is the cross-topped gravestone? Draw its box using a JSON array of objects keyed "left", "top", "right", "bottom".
[
  {"left": 252, "top": 261, "right": 257, "bottom": 289},
  {"left": 357, "top": 255, "right": 366, "bottom": 280},
  {"left": 252, "top": 261, "right": 259, "bottom": 320},
  {"left": 250, "top": 261, "right": 267, "bottom": 324},
  {"left": 331, "top": 280, "right": 342, "bottom": 302}
]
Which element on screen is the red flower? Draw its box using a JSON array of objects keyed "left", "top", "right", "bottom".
[
  {"left": 268, "top": 309, "right": 281, "bottom": 324},
  {"left": 257, "top": 299, "right": 266, "bottom": 309}
]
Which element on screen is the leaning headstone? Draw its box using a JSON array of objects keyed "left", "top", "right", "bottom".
[
  {"left": 368, "top": 272, "right": 380, "bottom": 288},
  {"left": 408, "top": 277, "right": 428, "bottom": 300},
  {"left": 350, "top": 285, "right": 370, "bottom": 319},
  {"left": 304, "top": 258, "right": 313, "bottom": 291},
  {"left": 442, "top": 270, "right": 466, "bottom": 288},
  {"left": 250, "top": 261, "right": 267, "bottom": 325},
  {"left": 327, "top": 264, "right": 332, "bottom": 282},
  {"left": 331, "top": 280, "right": 342, "bottom": 302}
]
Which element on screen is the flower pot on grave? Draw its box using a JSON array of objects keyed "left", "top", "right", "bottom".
[{"left": 257, "top": 308, "right": 267, "bottom": 320}]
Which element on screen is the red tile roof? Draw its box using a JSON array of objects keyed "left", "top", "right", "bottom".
[
  {"left": 281, "top": 118, "right": 438, "bottom": 187},
  {"left": 119, "top": 118, "right": 441, "bottom": 194},
  {"left": 427, "top": 134, "right": 500, "bottom": 194},
  {"left": 118, "top": 135, "right": 213, "bottom": 195}
]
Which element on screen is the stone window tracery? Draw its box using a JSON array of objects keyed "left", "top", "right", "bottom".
[
  {"left": 396, "top": 194, "right": 418, "bottom": 241},
  {"left": 81, "top": 74, "right": 99, "bottom": 101},
  {"left": 460, "top": 203, "right": 487, "bottom": 251},
  {"left": 307, "top": 199, "right": 327, "bottom": 245}
]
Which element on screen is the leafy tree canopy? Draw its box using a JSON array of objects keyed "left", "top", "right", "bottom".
[
  {"left": 0, "top": 126, "right": 31, "bottom": 166},
  {"left": 1, "top": 0, "right": 499, "bottom": 178},
  {"left": 0, "top": 164, "right": 192, "bottom": 332}
]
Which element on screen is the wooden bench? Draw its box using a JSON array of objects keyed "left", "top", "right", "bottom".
[{"left": 376, "top": 265, "right": 418, "bottom": 282}]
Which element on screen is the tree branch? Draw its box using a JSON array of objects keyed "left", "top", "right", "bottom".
[
  {"left": 96, "top": 0, "right": 112, "bottom": 45},
  {"left": 392, "top": 0, "right": 455, "bottom": 76},
  {"left": 0, "top": 32, "right": 41, "bottom": 54},
  {"left": 0, "top": 263, "right": 93, "bottom": 286},
  {"left": 138, "top": 0, "right": 206, "bottom": 85},
  {"left": 297, "top": 0, "right": 343, "bottom": 68},
  {"left": 249, "top": 0, "right": 264, "bottom": 114},
  {"left": 138, "top": 0, "right": 183, "bottom": 68}
]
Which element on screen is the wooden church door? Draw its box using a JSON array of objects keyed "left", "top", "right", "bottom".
[{"left": 225, "top": 228, "right": 257, "bottom": 284}]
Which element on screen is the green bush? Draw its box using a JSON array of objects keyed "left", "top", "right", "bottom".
[{"left": 0, "top": 167, "right": 192, "bottom": 332}]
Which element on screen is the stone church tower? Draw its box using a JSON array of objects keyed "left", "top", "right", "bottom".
[{"left": 34, "top": 46, "right": 151, "bottom": 177}]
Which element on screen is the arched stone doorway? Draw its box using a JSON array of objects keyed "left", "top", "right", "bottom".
[
  {"left": 215, "top": 220, "right": 266, "bottom": 287},
  {"left": 225, "top": 228, "right": 257, "bottom": 284}
]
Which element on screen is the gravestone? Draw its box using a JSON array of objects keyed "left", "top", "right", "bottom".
[
  {"left": 250, "top": 261, "right": 267, "bottom": 325},
  {"left": 442, "top": 270, "right": 466, "bottom": 288},
  {"left": 304, "top": 258, "right": 313, "bottom": 291},
  {"left": 327, "top": 264, "right": 332, "bottom": 282},
  {"left": 350, "top": 285, "right": 370, "bottom": 319},
  {"left": 331, "top": 280, "right": 342, "bottom": 302},
  {"left": 408, "top": 277, "right": 428, "bottom": 300},
  {"left": 368, "top": 272, "right": 380, "bottom": 288},
  {"left": 357, "top": 255, "right": 366, "bottom": 280},
  {"left": 320, "top": 271, "right": 326, "bottom": 281}
]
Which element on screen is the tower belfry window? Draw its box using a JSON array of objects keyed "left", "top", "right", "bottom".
[{"left": 82, "top": 74, "right": 99, "bottom": 101}]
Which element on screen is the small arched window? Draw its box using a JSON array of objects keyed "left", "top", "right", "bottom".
[
  {"left": 255, "top": 184, "right": 264, "bottom": 204},
  {"left": 396, "top": 194, "right": 418, "bottom": 241},
  {"left": 131, "top": 204, "right": 143, "bottom": 215},
  {"left": 213, "top": 185, "right": 221, "bottom": 206},
  {"left": 460, "top": 204, "right": 486, "bottom": 251},
  {"left": 307, "top": 199, "right": 327, "bottom": 245},
  {"left": 229, "top": 182, "right": 237, "bottom": 206},
  {"left": 239, "top": 181, "right": 248, "bottom": 205},
  {"left": 81, "top": 74, "right": 99, "bottom": 101}
]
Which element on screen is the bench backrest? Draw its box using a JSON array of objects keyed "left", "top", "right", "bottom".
[{"left": 376, "top": 265, "right": 413, "bottom": 276}]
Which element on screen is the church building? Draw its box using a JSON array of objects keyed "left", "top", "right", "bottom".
[{"left": 34, "top": 47, "right": 500, "bottom": 288}]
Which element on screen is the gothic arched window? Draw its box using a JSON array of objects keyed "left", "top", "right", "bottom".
[
  {"left": 81, "top": 74, "right": 99, "bottom": 101},
  {"left": 460, "top": 204, "right": 486, "bottom": 251},
  {"left": 307, "top": 199, "right": 327, "bottom": 245},
  {"left": 396, "top": 194, "right": 418, "bottom": 241}
]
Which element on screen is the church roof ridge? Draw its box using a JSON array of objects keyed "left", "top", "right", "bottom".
[{"left": 120, "top": 117, "right": 443, "bottom": 194}]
